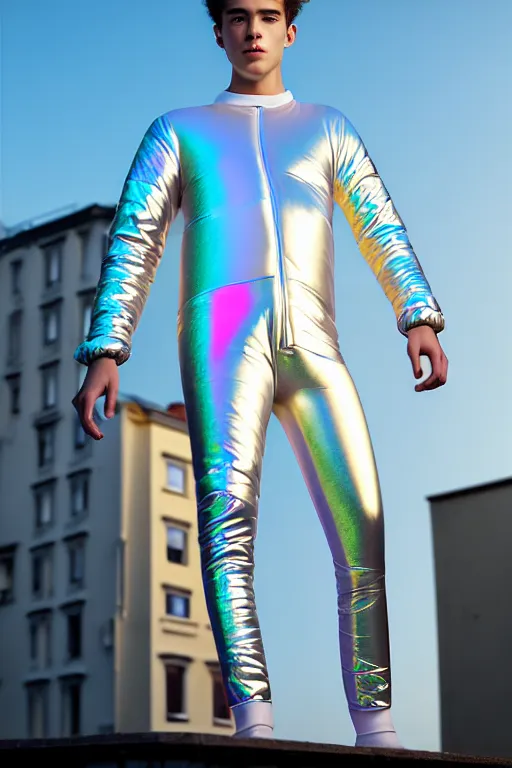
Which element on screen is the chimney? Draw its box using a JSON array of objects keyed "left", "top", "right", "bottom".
[{"left": 166, "top": 402, "right": 187, "bottom": 422}]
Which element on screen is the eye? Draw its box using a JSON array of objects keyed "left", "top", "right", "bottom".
[
  {"left": 263, "top": 15, "right": 279, "bottom": 22},
  {"left": 231, "top": 15, "right": 245, "bottom": 23}
]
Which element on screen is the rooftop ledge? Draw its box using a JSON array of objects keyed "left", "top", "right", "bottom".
[{"left": 0, "top": 732, "right": 510, "bottom": 768}]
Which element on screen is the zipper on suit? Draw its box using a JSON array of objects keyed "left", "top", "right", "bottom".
[{"left": 256, "top": 106, "right": 291, "bottom": 351}]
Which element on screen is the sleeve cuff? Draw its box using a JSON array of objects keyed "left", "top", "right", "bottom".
[
  {"left": 74, "top": 336, "right": 131, "bottom": 366},
  {"left": 397, "top": 307, "right": 445, "bottom": 337}
]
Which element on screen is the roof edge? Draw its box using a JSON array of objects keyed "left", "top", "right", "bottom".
[
  {"left": 0, "top": 204, "right": 116, "bottom": 255},
  {"left": 427, "top": 475, "right": 512, "bottom": 503}
]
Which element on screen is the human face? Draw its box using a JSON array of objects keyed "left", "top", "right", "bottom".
[{"left": 215, "top": 0, "right": 296, "bottom": 93}]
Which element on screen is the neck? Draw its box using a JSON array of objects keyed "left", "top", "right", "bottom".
[{"left": 227, "top": 69, "right": 285, "bottom": 96}]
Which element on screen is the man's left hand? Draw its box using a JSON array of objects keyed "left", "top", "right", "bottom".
[{"left": 407, "top": 325, "right": 448, "bottom": 392}]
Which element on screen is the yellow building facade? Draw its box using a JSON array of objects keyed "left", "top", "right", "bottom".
[{"left": 116, "top": 399, "right": 234, "bottom": 735}]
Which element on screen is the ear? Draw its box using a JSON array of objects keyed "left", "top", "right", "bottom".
[
  {"left": 214, "top": 24, "right": 224, "bottom": 49},
  {"left": 284, "top": 24, "right": 297, "bottom": 48}
]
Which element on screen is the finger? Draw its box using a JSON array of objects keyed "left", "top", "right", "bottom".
[
  {"left": 415, "top": 362, "right": 443, "bottom": 391},
  {"left": 80, "top": 394, "right": 104, "bottom": 440},
  {"left": 408, "top": 340, "right": 422, "bottom": 379},
  {"left": 440, "top": 354, "right": 449, "bottom": 384},
  {"left": 104, "top": 383, "right": 118, "bottom": 419},
  {"left": 415, "top": 375, "right": 440, "bottom": 392},
  {"left": 432, "top": 353, "right": 448, "bottom": 386}
]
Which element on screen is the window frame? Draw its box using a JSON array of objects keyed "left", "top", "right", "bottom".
[
  {"left": 163, "top": 657, "right": 190, "bottom": 722},
  {"left": 79, "top": 290, "right": 96, "bottom": 342},
  {"left": 41, "top": 301, "right": 61, "bottom": 347},
  {"left": 62, "top": 602, "right": 84, "bottom": 662},
  {"left": 31, "top": 544, "right": 54, "bottom": 601},
  {"left": 26, "top": 680, "right": 50, "bottom": 738},
  {"left": 6, "top": 373, "right": 21, "bottom": 415},
  {"left": 7, "top": 309, "right": 23, "bottom": 364},
  {"left": 37, "top": 422, "right": 57, "bottom": 469},
  {"left": 164, "top": 457, "right": 187, "bottom": 495},
  {"left": 68, "top": 471, "right": 90, "bottom": 521},
  {"left": 43, "top": 240, "right": 63, "bottom": 289},
  {"left": 0, "top": 546, "right": 16, "bottom": 605},
  {"left": 74, "top": 411, "right": 88, "bottom": 451},
  {"left": 60, "top": 674, "right": 84, "bottom": 737},
  {"left": 10, "top": 259, "right": 23, "bottom": 295},
  {"left": 209, "top": 664, "right": 231, "bottom": 724},
  {"left": 41, "top": 362, "right": 59, "bottom": 410},
  {"left": 164, "top": 587, "right": 191, "bottom": 619},
  {"left": 33, "top": 479, "right": 56, "bottom": 533},
  {"left": 66, "top": 535, "right": 87, "bottom": 591},
  {"left": 28, "top": 610, "right": 52, "bottom": 670},
  {"left": 77, "top": 229, "right": 90, "bottom": 280},
  {"left": 166, "top": 524, "right": 188, "bottom": 565}
]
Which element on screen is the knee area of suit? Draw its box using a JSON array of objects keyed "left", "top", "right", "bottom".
[{"left": 333, "top": 562, "right": 386, "bottom": 596}]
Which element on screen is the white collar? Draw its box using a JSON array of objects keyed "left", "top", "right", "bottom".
[{"left": 214, "top": 90, "right": 294, "bottom": 108}]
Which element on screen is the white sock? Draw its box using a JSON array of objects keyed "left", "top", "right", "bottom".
[
  {"left": 350, "top": 708, "right": 403, "bottom": 749},
  {"left": 231, "top": 700, "right": 274, "bottom": 739}
]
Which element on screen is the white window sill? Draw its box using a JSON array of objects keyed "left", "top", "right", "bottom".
[
  {"left": 166, "top": 712, "right": 189, "bottom": 723},
  {"left": 214, "top": 717, "right": 233, "bottom": 729}
]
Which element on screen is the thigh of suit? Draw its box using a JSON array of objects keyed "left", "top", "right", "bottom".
[
  {"left": 273, "top": 342, "right": 391, "bottom": 710},
  {"left": 177, "top": 277, "right": 276, "bottom": 706}
]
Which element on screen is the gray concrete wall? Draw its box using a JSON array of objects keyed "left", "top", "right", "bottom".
[{"left": 431, "top": 480, "right": 512, "bottom": 758}]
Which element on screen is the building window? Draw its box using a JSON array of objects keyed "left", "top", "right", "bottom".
[
  {"left": 165, "top": 661, "right": 188, "bottom": 721},
  {"left": 69, "top": 472, "right": 90, "bottom": 520},
  {"left": 165, "top": 460, "right": 186, "bottom": 494},
  {"left": 43, "top": 241, "right": 63, "bottom": 288},
  {"left": 67, "top": 537, "right": 86, "bottom": 591},
  {"left": 11, "top": 260, "right": 23, "bottom": 295},
  {"left": 37, "top": 423, "right": 57, "bottom": 468},
  {"left": 26, "top": 682, "right": 50, "bottom": 738},
  {"left": 33, "top": 480, "right": 56, "bottom": 532},
  {"left": 74, "top": 413, "right": 87, "bottom": 451},
  {"left": 210, "top": 666, "right": 230, "bottom": 722},
  {"left": 31, "top": 545, "right": 54, "bottom": 600},
  {"left": 61, "top": 676, "right": 83, "bottom": 736},
  {"left": 42, "top": 302, "right": 61, "bottom": 346},
  {"left": 6, "top": 374, "right": 21, "bottom": 415},
  {"left": 167, "top": 525, "right": 187, "bottom": 565},
  {"left": 0, "top": 546, "right": 16, "bottom": 604},
  {"left": 77, "top": 364, "right": 87, "bottom": 390},
  {"left": 28, "top": 611, "right": 52, "bottom": 670},
  {"left": 7, "top": 309, "right": 22, "bottom": 364},
  {"left": 78, "top": 230, "right": 90, "bottom": 279},
  {"left": 41, "top": 363, "right": 59, "bottom": 410},
  {"left": 80, "top": 292, "right": 95, "bottom": 341},
  {"left": 64, "top": 604, "right": 83, "bottom": 661},
  {"left": 165, "top": 588, "right": 190, "bottom": 619}
]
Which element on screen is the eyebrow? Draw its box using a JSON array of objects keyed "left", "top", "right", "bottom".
[{"left": 225, "top": 7, "right": 282, "bottom": 15}]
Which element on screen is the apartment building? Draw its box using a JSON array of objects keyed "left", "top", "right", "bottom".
[
  {"left": 0, "top": 206, "right": 233, "bottom": 739},
  {"left": 429, "top": 477, "right": 512, "bottom": 758}
]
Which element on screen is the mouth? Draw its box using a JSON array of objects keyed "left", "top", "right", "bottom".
[{"left": 243, "top": 46, "right": 266, "bottom": 55}]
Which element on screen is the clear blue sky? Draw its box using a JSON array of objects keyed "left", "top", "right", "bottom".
[{"left": 3, "top": 0, "right": 512, "bottom": 751}]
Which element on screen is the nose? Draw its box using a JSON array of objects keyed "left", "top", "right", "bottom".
[{"left": 246, "top": 17, "right": 262, "bottom": 41}]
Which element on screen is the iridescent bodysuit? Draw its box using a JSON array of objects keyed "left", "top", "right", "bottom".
[{"left": 75, "top": 90, "right": 444, "bottom": 714}]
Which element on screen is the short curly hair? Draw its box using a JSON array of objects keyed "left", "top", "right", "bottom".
[{"left": 203, "top": 0, "right": 310, "bottom": 27}]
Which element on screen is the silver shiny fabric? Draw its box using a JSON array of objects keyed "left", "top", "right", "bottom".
[
  {"left": 74, "top": 92, "right": 445, "bottom": 712},
  {"left": 177, "top": 275, "right": 391, "bottom": 709},
  {"left": 75, "top": 95, "right": 444, "bottom": 367}
]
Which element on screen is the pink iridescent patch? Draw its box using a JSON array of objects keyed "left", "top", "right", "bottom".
[{"left": 211, "top": 283, "right": 252, "bottom": 362}]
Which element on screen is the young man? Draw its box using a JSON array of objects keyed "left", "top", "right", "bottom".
[{"left": 73, "top": 0, "right": 448, "bottom": 748}]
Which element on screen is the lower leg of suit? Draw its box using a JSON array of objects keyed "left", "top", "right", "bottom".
[
  {"left": 274, "top": 347, "right": 391, "bottom": 711},
  {"left": 178, "top": 279, "right": 275, "bottom": 707}
]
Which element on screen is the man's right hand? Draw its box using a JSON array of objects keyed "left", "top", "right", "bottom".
[{"left": 72, "top": 357, "right": 119, "bottom": 441}]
